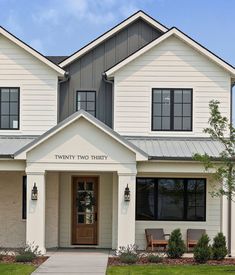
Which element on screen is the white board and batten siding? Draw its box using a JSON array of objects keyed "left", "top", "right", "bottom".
[
  {"left": 0, "top": 34, "right": 59, "bottom": 135},
  {"left": 113, "top": 36, "right": 231, "bottom": 137}
]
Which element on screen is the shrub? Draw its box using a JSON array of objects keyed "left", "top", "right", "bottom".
[
  {"left": 147, "top": 253, "right": 163, "bottom": 263},
  {"left": 116, "top": 244, "right": 139, "bottom": 264},
  {"left": 15, "top": 253, "right": 36, "bottom": 263},
  {"left": 167, "top": 229, "right": 186, "bottom": 259},
  {"left": 16, "top": 243, "right": 41, "bottom": 263},
  {"left": 212, "top": 232, "right": 228, "bottom": 260},
  {"left": 194, "top": 234, "right": 212, "bottom": 263},
  {"left": 0, "top": 254, "right": 3, "bottom": 261}
]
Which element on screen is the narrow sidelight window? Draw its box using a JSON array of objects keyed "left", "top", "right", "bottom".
[
  {"left": 152, "top": 89, "right": 192, "bottom": 131},
  {"left": 136, "top": 178, "right": 206, "bottom": 221},
  {"left": 22, "top": 176, "right": 27, "bottom": 220},
  {"left": 0, "top": 88, "right": 19, "bottom": 130},
  {"left": 76, "top": 91, "right": 96, "bottom": 116}
]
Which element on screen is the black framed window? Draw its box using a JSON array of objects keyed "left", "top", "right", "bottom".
[
  {"left": 76, "top": 91, "right": 96, "bottom": 116},
  {"left": 136, "top": 178, "right": 206, "bottom": 221},
  {"left": 0, "top": 88, "right": 19, "bottom": 129},
  {"left": 152, "top": 89, "right": 192, "bottom": 131},
  {"left": 22, "top": 176, "right": 27, "bottom": 220}
]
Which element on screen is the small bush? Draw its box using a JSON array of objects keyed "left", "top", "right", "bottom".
[
  {"left": 119, "top": 254, "right": 138, "bottom": 264},
  {"left": 167, "top": 229, "right": 186, "bottom": 259},
  {"left": 15, "top": 252, "right": 36, "bottom": 263},
  {"left": 16, "top": 243, "right": 41, "bottom": 263},
  {"left": 0, "top": 254, "right": 3, "bottom": 261},
  {"left": 194, "top": 234, "right": 212, "bottom": 263},
  {"left": 212, "top": 232, "right": 228, "bottom": 260},
  {"left": 147, "top": 253, "right": 163, "bottom": 263},
  {"left": 116, "top": 244, "right": 139, "bottom": 264}
]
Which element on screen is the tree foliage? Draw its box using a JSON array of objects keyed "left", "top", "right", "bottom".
[
  {"left": 167, "top": 229, "right": 186, "bottom": 259},
  {"left": 193, "top": 100, "right": 235, "bottom": 198},
  {"left": 212, "top": 232, "right": 228, "bottom": 260},
  {"left": 193, "top": 234, "right": 212, "bottom": 263}
]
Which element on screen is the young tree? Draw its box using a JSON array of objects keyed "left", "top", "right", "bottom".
[{"left": 193, "top": 100, "right": 235, "bottom": 256}]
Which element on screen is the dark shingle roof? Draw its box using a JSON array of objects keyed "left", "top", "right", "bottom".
[{"left": 46, "top": 56, "right": 68, "bottom": 64}]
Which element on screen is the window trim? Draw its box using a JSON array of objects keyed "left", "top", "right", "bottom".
[
  {"left": 22, "top": 175, "right": 27, "bottom": 220},
  {"left": 151, "top": 88, "right": 193, "bottom": 132},
  {"left": 136, "top": 177, "right": 206, "bottom": 222},
  {"left": 76, "top": 90, "right": 96, "bottom": 117},
  {"left": 0, "top": 87, "right": 20, "bottom": 130}
]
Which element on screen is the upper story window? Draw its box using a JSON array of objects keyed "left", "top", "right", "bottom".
[
  {"left": 76, "top": 91, "right": 96, "bottom": 117},
  {"left": 136, "top": 178, "right": 206, "bottom": 221},
  {"left": 0, "top": 88, "right": 19, "bottom": 130},
  {"left": 152, "top": 89, "right": 192, "bottom": 131}
]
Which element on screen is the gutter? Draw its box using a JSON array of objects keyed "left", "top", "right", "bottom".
[
  {"left": 0, "top": 154, "right": 14, "bottom": 159},
  {"left": 59, "top": 71, "right": 70, "bottom": 84},
  {"left": 148, "top": 156, "right": 225, "bottom": 161}
]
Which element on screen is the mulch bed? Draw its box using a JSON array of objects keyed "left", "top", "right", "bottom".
[
  {"left": 0, "top": 255, "right": 48, "bottom": 266},
  {"left": 108, "top": 256, "right": 235, "bottom": 266}
]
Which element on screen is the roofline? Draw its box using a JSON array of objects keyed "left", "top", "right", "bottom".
[
  {"left": 105, "top": 27, "right": 235, "bottom": 77},
  {"left": 0, "top": 26, "right": 66, "bottom": 76},
  {"left": 148, "top": 156, "right": 222, "bottom": 161},
  {"left": 14, "top": 110, "right": 148, "bottom": 160},
  {"left": 59, "top": 10, "right": 168, "bottom": 67},
  {"left": 0, "top": 154, "right": 14, "bottom": 159}
]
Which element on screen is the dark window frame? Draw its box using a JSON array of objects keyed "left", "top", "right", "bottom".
[
  {"left": 22, "top": 176, "right": 27, "bottom": 220},
  {"left": 136, "top": 177, "right": 206, "bottom": 222},
  {"left": 151, "top": 88, "right": 193, "bottom": 132},
  {"left": 76, "top": 90, "right": 96, "bottom": 117},
  {"left": 0, "top": 87, "right": 20, "bottom": 130}
]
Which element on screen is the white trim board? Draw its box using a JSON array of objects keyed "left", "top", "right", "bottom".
[
  {"left": 0, "top": 26, "right": 65, "bottom": 76},
  {"left": 14, "top": 110, "right": 148, "bottom": 161},
  {"left": 59, "top": 10, "right": 168, "bottom": 67},
  {"left": 105, "top": 27, "right": 235, "bottom": 78}
]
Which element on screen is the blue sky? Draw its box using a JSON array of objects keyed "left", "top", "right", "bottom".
[
  {"left": 0, "top": 0, "right": 235, "bottom": 119},
  {"left": 0, "top": 0, "right": 234, "bottom": 64}
]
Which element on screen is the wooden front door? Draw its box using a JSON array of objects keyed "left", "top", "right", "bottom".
[{"left": 72, "top": 177, "right": 98, "bottom": 245}]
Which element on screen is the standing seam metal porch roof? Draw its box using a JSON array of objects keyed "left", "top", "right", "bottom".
[
  {"left": 0, "top": 135, "right": 225, "bottom": 160},
  {"left": 126, "top": 137, "right": 225, "bottom": 160},
  {"left": 0, "top": 136, "right": 37, "bottom": 157}
]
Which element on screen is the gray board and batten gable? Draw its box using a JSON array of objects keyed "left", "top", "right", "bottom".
[{"left": 59, "top": 18, "right": 163, "bottom": 127}]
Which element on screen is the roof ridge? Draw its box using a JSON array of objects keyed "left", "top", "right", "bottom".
[{"left": 59, "top": 10, "right": 168, "bottom": 67}]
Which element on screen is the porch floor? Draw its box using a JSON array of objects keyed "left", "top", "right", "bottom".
[{"left": 33, "top": 249, "right": 110, "bottom": 275}]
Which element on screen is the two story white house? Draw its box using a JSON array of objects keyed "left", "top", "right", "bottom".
[{"left": 0, "top": 11, "right": 235, "bottom": 255}]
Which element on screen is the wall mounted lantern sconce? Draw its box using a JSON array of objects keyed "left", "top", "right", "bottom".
[
  {"left": 124, "top": 184, "right": 130, "bottom": 202},
  {"left": 31, "top": 183, "right": 38, "bottom": 200}
]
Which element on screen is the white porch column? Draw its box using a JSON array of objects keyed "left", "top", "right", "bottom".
[
  {"left": 112, "top": 172, "right": 118, "bottom": 249},
  {"left": 26, "top": 172, "right": 46, "bottom": 254},
  {"left": 117, "top": 172, "right": 136, "bottom": 248}
]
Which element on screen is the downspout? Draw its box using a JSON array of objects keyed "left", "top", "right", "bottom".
[
  {"left": 228, "top": 80, "right": 235, "bottom": 257},
  {"left": 57, "top": 72, "right": 70, "bottom": 123},
  {"left": 102, "top": 73, "right": 114, "bottom": 128}
]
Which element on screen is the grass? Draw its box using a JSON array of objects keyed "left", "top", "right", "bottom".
[
  {"left": 0, "top": 263, "right": 36, "bottom": 275},
  {"left": 107, "top": 265, "right": 235, "bottom": 275}
]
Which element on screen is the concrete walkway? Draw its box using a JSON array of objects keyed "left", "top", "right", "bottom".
[{"left": 32, "top": 249, "right": 109, "bottom": 275}]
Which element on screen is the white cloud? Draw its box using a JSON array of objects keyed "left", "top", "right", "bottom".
[
  {"left": 29, "top": 38, "right": 44, "bottom": 53},
  {"left": 119, "top": 3, "right": 139, "bottom": 18},
  {"left": 32, "top": 8, "right": 60, "bottom": 25},
  {"left": 5, "top": 10, "right": 23, "bottom": 35}
]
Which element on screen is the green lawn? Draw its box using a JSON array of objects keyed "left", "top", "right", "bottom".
[
  {"left": 107, "top": 265, "right": 235, "bottom": 275},
  {"left": 0, "top": 263, "right": 36, "bottom": 275}
]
